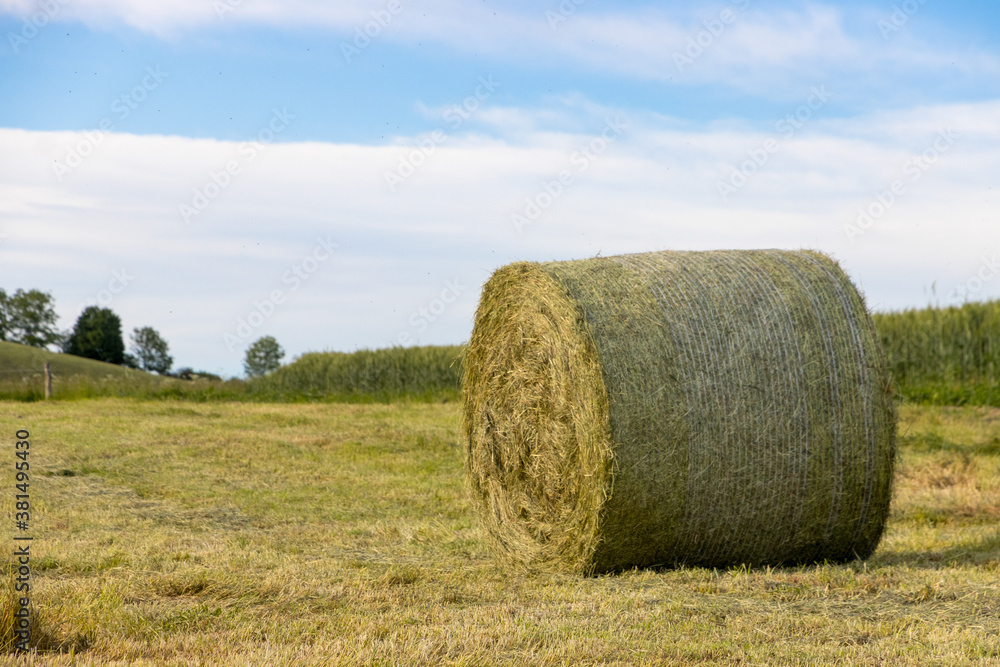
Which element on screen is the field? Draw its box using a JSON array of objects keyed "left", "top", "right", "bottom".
[
  {"left": 873, "top": 299, "right": 1000, "bottom": 406},
  {"left": 252, "top": 346, "right": 463, "bottom": 402},
  {"left": 1, "top": 399, "right": 998, "bottom": 665}
]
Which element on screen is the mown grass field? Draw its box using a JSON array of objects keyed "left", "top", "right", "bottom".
[{"left": 0, "top": 399, "right": 998, "bottom": 665}]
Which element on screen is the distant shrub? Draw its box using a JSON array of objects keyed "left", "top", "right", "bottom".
[{"left": 172, "top": 368, "right": 223, "bottom": 382}]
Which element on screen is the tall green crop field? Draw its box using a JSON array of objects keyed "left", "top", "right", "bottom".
[
  {"left": 873, "top": 300, "right": 1000, "bottom": 405},
  {"left": 248, "top": 345, "right": 464, "bottom": 401}
]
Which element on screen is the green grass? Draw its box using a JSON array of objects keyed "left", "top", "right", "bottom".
[
  {"left": 0, "top": 341, "right": 136, "bottom": 380},
  {"left": 0, "top": 341, "right": 148, "bottom": 400},
  {"left": 0, "top": 341, "right": 243, "bottom": 402},
  {"left": 3, "top": 399, "right": 999, "bottom": 664}
]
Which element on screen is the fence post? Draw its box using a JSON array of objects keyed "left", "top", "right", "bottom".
[{"left": 44, "top": 362, "right": 52, "bottom": 399}]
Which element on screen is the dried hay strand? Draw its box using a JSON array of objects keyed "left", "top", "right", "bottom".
[{"left": 463, "top": 249, "right": 897, "bottom": 575}]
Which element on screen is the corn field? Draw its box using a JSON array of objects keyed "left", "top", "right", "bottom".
[
  {"left": 249, "top": 345, "right": 464, "bottom": 401},
  {"left": 873, "top": 299, "right": 1000, "bottom": 405}
]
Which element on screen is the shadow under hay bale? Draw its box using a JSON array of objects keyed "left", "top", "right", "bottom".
[{"left": 463, "top": 249, "right": 897, "bottom": 575}]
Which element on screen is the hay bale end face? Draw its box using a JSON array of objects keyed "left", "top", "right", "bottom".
[{"left": 463, "top": 249, "right": 897, "bottom": 574}]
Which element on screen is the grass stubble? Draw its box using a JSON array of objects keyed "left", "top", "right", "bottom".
[{"left": 0, "top": 399, "right": 995, "bottom": 665}]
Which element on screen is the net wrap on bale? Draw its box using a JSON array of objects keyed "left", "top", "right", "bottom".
[{"left": 463, "top": 249, "right": 896, "bottom": 574}]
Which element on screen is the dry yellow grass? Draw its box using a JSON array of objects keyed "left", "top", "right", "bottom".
[{"left": 0, "top": 399, "right": 996, "bottom": 665}]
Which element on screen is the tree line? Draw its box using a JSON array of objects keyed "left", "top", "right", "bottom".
[{"left": 0, "top": 288, "right": 285, "bottom": 378}]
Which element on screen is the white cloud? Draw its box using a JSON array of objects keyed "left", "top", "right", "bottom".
[{"left": 1, "top": 98, "right": 999, "bottom": 375}]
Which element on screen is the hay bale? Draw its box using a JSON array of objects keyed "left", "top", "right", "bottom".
[{"left": 463, "top": 249, "right": 896, "bottom": 574}]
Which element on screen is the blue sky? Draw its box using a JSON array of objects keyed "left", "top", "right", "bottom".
[{"left": 1, "top": 0, "right": 999, "bottom": 377}]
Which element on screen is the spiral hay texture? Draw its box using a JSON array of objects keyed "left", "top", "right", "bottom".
[{"left": 463, "top": 249, "right": 896, "bottom": 575}]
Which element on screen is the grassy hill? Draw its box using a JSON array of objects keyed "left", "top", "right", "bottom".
[
  {"left": 0, "top": 340, "right": 140, "bottom": 380},
  {"left": 0, "top": 341, "right": 183, "bottom": 400}
]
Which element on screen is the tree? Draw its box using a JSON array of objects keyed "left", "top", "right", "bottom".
[
  {"left": 130, "top": 326, "right": 173, "bottom": 374},
  {"left": 244, "top": 336, "right": 284, "bottom": 377},
  {"left": 0, "top": 288, "right": 62, "bottom": 348},
  {"left": 64, "top": 307, "right": 125, "bottom": 365}
]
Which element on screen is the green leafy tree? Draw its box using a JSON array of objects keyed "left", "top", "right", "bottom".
[
  {"left": 0, "top": 288, "right": 62, "bottom": 348},
  {"left": 130, "top": 326, "right": 173, "bottom": 374},
  {"left": 244, "top": 336, "right": 285, "bottom": 377},
  {"left": 64, "top": 307, "right": 125, "bottom": 365}
]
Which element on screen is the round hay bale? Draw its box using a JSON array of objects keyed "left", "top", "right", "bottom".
[{"left": 463, "top": 249, "right": 896, "bottom": 574}]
